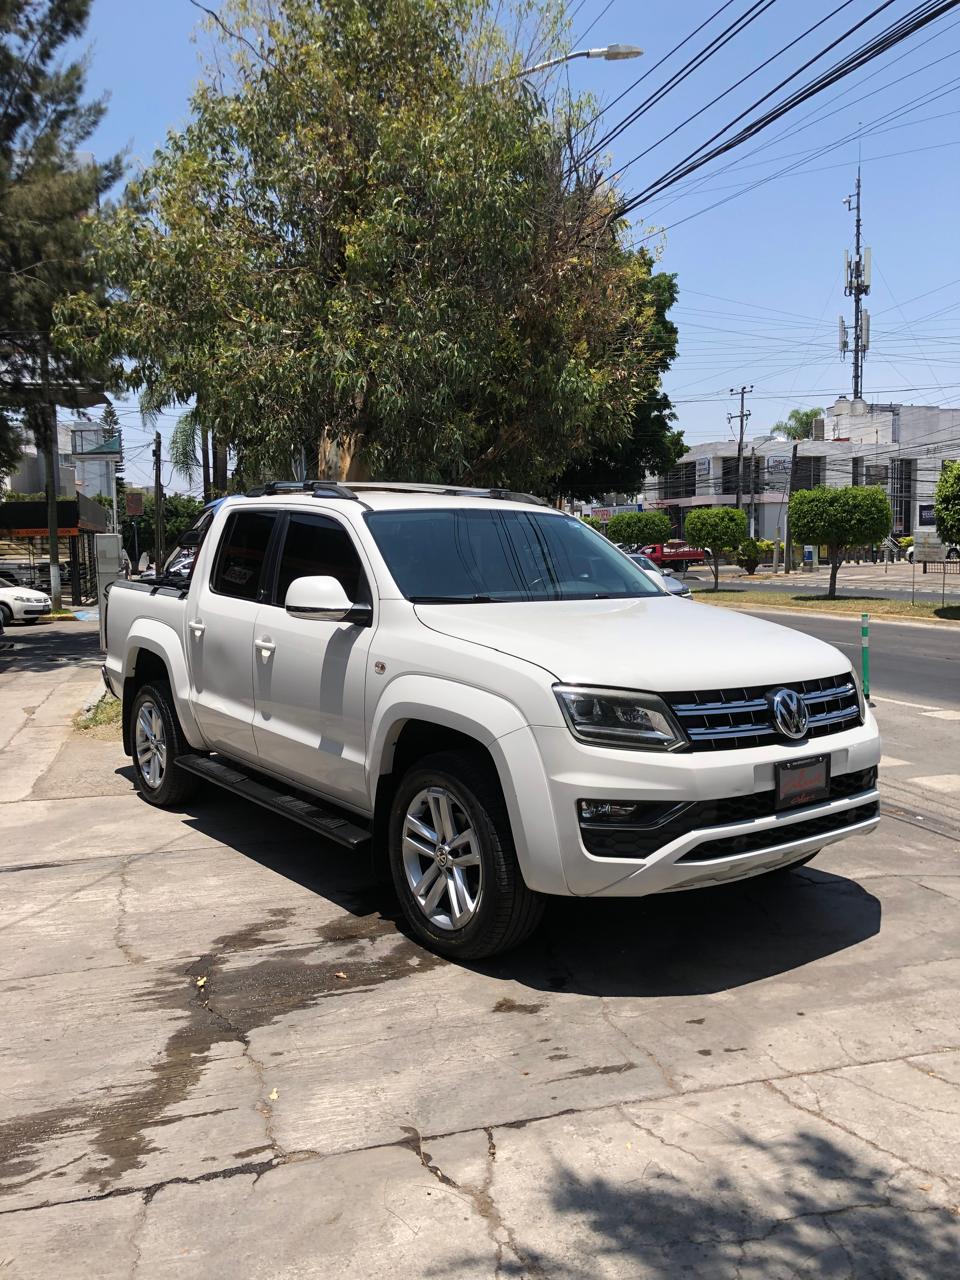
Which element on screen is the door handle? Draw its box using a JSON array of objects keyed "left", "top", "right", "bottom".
[
  {"left": 188, "top": 619, "right": 205, "bottom": 637},
  {"left": 256, "top": 638, "right": 276, "bottom": 656}
]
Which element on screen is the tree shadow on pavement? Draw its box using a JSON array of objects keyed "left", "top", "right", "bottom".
[{"left": 438, "top": 1129, "right": 959, "bottom": 1278}]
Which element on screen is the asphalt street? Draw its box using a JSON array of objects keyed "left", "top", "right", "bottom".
[{"left": 1, "top": 618, "right": 958, "bottom": 1279}]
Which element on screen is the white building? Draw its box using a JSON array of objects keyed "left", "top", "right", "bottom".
[{"left": 640, "top": 397, "right": 959, "bottom": 551}]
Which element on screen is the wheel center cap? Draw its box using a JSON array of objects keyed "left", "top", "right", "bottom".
[{"left": 435, "top": 844, "right": 450, "bottom": 867}]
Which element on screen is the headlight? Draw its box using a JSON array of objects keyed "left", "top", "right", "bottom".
[
  {"left": 554, "top": 685, "right": 687, "bottom": 751},
  {"left": 13, "top": 594, "right": 32, "bottom": 602}
]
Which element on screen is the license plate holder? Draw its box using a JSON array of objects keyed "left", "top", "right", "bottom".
[{"left": 775, "top": 755, "right": 830, "bottom": 810}]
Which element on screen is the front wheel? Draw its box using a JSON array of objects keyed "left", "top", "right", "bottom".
[
  {"left": 130, "top": 681, "right": 200, "bottom": 807},
  {"left": 388, "top": 751, "right": 544, "bottom": 959}
]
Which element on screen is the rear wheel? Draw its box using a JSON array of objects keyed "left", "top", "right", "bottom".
[
  {"left": 130, "top": 681, "right": 200, "bottom": 807},
  {"left": 388, "top": 751, "right": 544, "bottom": 959}
]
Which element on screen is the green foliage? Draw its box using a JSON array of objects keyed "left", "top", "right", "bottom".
[
  {"left": 934, "top": 461, "right": 960, "bottom": 547},
  {"left": 580, "top": 515, "right": 603, "bottom": 532},
  {"left": 684, "top": 506, "right": 748, "bottom": 590},
  {"left": 736, "top": 537, "right": 762, "bottom": 575},
  {"left": 789, "top": 485, "right": 892, "bottom": 597},
  {"left": 771, "top": 407, "right": 823, "bottom": 441},
  {"left": 92, "top": 491, "right": 203, "bottom": 560},
  {"left": 898, "top": 535, "right": 913, "bottom": 549},
  {"left": 605, "top": 509, "right": 671, "bottom": 546},
  {"left": 0, "top": 1, "right": 122, "bottom": 481},
  {"left": 57, "top": 0, "right": 678, "bottom": 493}
]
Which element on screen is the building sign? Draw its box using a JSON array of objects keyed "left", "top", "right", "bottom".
[
  {"left": 767, "top": 456, "right": 791, "bottom": 474},
  {"left": 585, "top": 503, "right": 642, "bottom": 522},
  {"left": 917, "top": 503, "right": 936, "bottom": 528},
  {"left": 125, "top": 492, "right": 144, "bottom": 517},
  {"left": 865, "top": 464, "right": 889, "bottom": 486},
  {"left": 695, "top": 458, "right": 711, "bottom": 478}
]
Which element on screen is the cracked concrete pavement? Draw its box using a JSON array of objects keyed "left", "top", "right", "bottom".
[{"left": 1, "top": 621, "right": 958, "bottom": 1277}]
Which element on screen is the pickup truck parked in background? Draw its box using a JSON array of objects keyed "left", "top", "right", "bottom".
[
  {"left": 103, "top": 482, "right": 880, "bottom": 958},
  {"left": 640, "top": 541, "right": 706, "bottom": 571}
]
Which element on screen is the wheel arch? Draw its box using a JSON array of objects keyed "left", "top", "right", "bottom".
[
  {"left": 121, "top": 620, "right": 205, "bottom": 754},
  {"left": 368, "top": 676, "right": 567, "bottom": 895}
]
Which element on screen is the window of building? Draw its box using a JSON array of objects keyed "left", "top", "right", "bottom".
[
  {"left": 721, "top": 457, "right": 761, "bottom": 496},
  {"left": 274, "top": 513, "right": 368, "bottom": 605},
  {"left": 852, "top": 457, "right": 863, "bottom": 485},
  {"left": 659, "top": 460, "right": 696, "bottom": 500},
  {"left": 793, "top": 457, "right": 824, "bottom": 490},
  {"left": 210, "top": 511, "right": 276, "bottom": 601}
]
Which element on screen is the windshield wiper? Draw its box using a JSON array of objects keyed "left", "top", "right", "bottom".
[{"left": 410, "top": 594, "right": 494, "bottom": 604}]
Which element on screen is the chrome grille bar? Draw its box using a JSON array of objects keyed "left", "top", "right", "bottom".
[{"left": 666, "top": 675, "right": 862, "bottom": 751}]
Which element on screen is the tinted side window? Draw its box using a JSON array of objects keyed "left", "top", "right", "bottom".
[
  {"left": 211, "top": 512, "right": 276, "bottom": 601},
  {"left": 275, "top": 514, "right": 368, "bottom": 604}
]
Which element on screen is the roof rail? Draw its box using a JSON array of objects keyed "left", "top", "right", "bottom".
[
  {"left": 347, "top": 482, "right": 548, "bottom": 507},
  {"left": 244, "top": 480, "right": 361, "bottom": 501}
]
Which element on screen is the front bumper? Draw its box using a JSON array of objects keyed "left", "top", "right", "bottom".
[
  {"left": 522, "top": 711, "right": 881, "bottom": 896},
  {"left": 15, "top": 602, "right": 52, "bottom": 619}
]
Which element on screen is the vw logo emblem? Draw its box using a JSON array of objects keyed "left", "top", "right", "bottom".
[{"left": 768, "top": 687, "right": 809, "bottom": 740}]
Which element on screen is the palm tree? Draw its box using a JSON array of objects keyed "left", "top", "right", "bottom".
[{"left": 771, "top": 407, "right": 823, "bottom": 440}]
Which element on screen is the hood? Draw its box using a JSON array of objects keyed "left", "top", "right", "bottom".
[{"left": 414, "top": 597, "right": 850, "bottom": 692}]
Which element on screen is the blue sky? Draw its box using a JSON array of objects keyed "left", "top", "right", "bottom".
[{"left": 74, "top": 0, "right": 960, "bottom": 490}]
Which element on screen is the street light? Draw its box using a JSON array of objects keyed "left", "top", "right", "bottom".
[{"left": 513, "top": 44, "right": 643, "bottom": 78}]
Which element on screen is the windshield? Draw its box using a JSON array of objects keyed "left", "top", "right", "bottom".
[{"left": 366, "top": 509, "right": 665, "bottom": 602}]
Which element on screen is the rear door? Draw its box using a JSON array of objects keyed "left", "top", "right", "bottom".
[
  {"left": 188, "top": 509, "right": 279, "bottom": 761},
  {"left": 251, "top": 511, "right": 376, "bottom": 809}
]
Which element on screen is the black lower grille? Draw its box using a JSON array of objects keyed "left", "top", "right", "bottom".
[
  {"left": 677, "top": 801, "right": 879, "bottom": 863},
  {"left": 579, "top": 767, "right": 877, "bottom": 859}
]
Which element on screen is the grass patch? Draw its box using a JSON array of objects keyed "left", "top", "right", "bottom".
[
  {"left": 75, "top": 694, "right": 123, "bottom": 735},
  {"left": 692, "top": 588, "right": 960, "bottom": 622}
]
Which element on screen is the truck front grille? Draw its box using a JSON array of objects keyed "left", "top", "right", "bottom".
[{"left": 665, "top": 673, "right": 861, "bottom": 751}]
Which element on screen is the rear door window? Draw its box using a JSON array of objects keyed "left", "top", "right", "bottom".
[{"left": 210, "top": 511, "right": 276, "bottom": 601}]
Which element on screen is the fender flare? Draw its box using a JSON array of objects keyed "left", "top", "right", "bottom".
[
  {"left": 368, "top": 674, "right": 567, "bottom": 895},
  {"left": 123, "top": 619, "right": 206, "bottom": 750}
]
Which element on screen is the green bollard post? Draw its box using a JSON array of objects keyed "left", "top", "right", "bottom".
[{"left": 860, "top": 612, "right": 870, "bottom": 701}]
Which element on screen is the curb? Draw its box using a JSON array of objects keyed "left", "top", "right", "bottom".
[{"left": 698, "top": 600, "right": 960, "bottom": 629}]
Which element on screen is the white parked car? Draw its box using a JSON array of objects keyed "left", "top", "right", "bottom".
[
  {"left": 0, "top": 584, "right": 52, "bottom": 625},
  {"left": 102, "top": 483, "right": 880, "bottom": 958},
  {"left": 629, "top": 553, "right": 691, "bottom": 597}
]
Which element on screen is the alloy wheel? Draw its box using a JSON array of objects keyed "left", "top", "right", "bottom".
[
  {"left": 401, "top": 786, "right": 483, "bottom": 931},
  {"left": 135, "top": 700, "right": 167, "bottom": 789}
]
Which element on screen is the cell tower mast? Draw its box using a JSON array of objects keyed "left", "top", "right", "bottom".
[{"left": 840, "top": 167, "right": 871, "bottom": 398}]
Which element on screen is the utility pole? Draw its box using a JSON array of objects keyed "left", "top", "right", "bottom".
[
  {"left": 39, "top": 340, "right": 62, "bottom": 611},
  {"left": 841, "top": 167, "right": 871, "bottom": 399},
  {"left": 749, "top": 445, "right": 756, "bottom": 537},
  {"left": 152, "top": 430, "right": 164, "bottom": 569},
  {"left": 727, "top": 385, "right": 752, "bottom": 509},
  {"left": 783, "top": 443, "right": 800, "bottom": 574}
]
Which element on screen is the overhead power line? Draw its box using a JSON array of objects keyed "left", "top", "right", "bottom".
[{"left": 616, "top": 0, "right": 960, "bottom": 219}]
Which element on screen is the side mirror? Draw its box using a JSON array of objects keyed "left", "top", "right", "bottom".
[{"left": 284, "top": 575, "right": 371, "bottom": 625}]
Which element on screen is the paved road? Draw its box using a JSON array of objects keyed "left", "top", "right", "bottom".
[
  {"left": 1, "top": 619, "right": 959, "bottom": 1278},
  {"left": 744, "top": 610, "right": 960, "bottom": 708},
  {"left": 688, "top": 561, "right": 960, "bottom": 604}
]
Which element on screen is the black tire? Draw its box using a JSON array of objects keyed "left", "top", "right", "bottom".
[
  {"left": 129, "top": 680, "right": 201, "bottom": 807},
  {"left": 946, "top": 547, "right": 959, "bottom": 561},
  {"left": 0, "top": 604, "right": 11, "bottom": 626},
  {"left": 388, "top": 750, "right": 544, "bottom": 959}
]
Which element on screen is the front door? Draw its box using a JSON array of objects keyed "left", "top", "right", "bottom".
[
  {"left": 252, "top": 511, "right": 376, "bottom": 809},
  {"left": 188, "top": 508, "right": 278, "bottom": 761}
]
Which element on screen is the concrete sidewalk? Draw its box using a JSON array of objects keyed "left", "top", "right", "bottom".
[{"left": 0, "top": 627, "right": 958, "bottom": 1277}]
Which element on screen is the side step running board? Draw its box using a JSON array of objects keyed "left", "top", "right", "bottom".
[{"left": 175, "top": 754, "right": 371, "bottom": 850}]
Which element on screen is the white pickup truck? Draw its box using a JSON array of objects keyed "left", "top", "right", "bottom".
[{"left": 103, "top": 482, "right": 881, "bottom": 957}]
